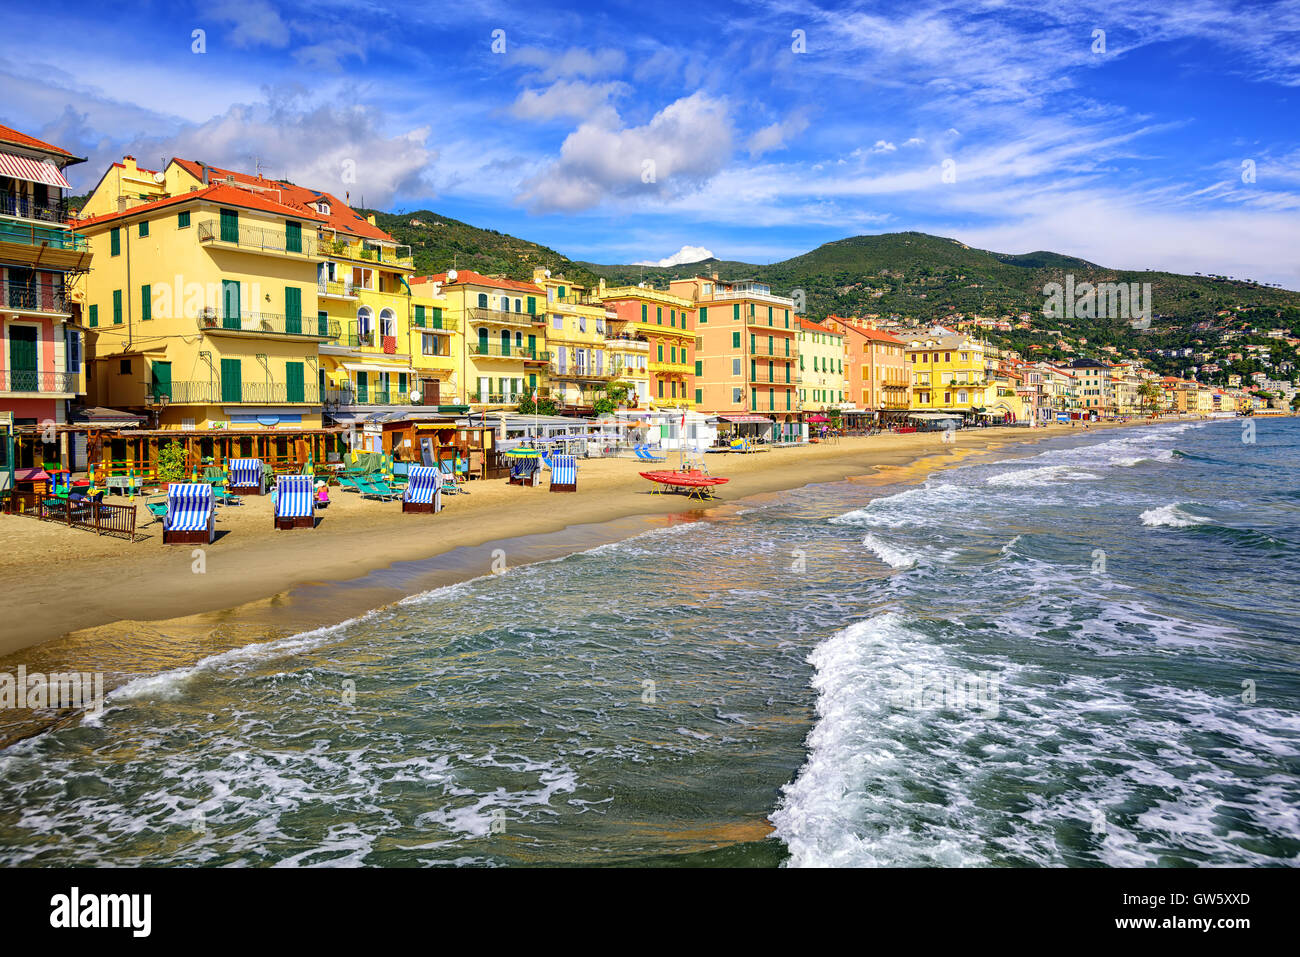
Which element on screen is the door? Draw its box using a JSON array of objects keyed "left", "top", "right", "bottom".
[
  {"left": 222, "top": 280, "right": 241, "bottom": 329},
  {"left": 423, "top": 379, "right": 440, "bottom": 406},
  {"left": 356, "top": 371, "right": 368, "bottom": 403},
  {"left": 477, "top": 328, "right": 488, "bottom": 355},
  {"left": 286, "top": 220, "right": 302, "bottom": 254},
  {"left": 151, "top": 360, "right": 172, "bottom": 400},
  {"left": 285, "top": 362, "right": 304, "bottom": 403},
  {"left": 219, "top": 208, "right": 239, "bottom": 243},
  {"left": 9, "top": 326, "right": 37, "bottom": 392},
  {"left": 285, "top": 287, "right": 302, "bottom": 335},
  {"left": 220, "top": 358, "right": 242, "bottom": 402},
  {"left": 500, "top": 329, "right": 510, "bottom": 356},
  {"left": 527, "top": 334, "right": 536, "bottom": 359}
]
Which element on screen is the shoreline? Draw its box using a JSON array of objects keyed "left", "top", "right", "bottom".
[{"left": 0, "top": 419, "right": 1162, "bottom": 665}]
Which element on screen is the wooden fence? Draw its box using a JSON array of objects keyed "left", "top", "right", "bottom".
[{"left": 16, "top": 496, "right": 140, "bottom": 542}]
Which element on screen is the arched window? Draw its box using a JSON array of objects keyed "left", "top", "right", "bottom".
[
  {"left": 357, "top": 306, "right": 373, "bottom": 343},
  {"left": 478, "top": 293, "right": 488, "bottom": 308},
  {"left": 500, "top": 329, "right": 511, "bottom": 355},
  {"left": 513, "top": 298, "right": 522, "bottom": 313},
  {"left": 380, "top": 308, "right": 395, "bottom": 338}
]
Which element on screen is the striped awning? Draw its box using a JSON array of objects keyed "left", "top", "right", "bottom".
[{"left": 0, "top": 151, "right": 72, "bottom": 189}]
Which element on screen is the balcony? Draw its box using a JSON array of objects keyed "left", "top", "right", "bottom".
[
  {"left": 649, "top": 361, "right": 693, "bottom": 376},
  {"left": 469, "top": 341, "right": 542, "bottom": 360},
  {"left": 2, "top": 280, "right": 68, "bottom": 315},
  {"left": 411, "top": 313, "right": 461, "bottom": 333},
  {"left": 0, "top": 193, "right": 70, "bottom": 224},
  {"left": 198, "top": 310, "right": 339, "bottom": 340},
  {"left": 469, "top": 391, "right": 520, "bottom": 404},
  {"left": 324, "top": 387, "right": 414, "bottom": 407},
  {"left": 318, "top": 237, "right": 413, "bottom": 269},
  {"left": 467, "top": 306, "right": 543, "bottom": 328},
  {"left": 745, "top": 314, "right": 795, "bottom": 331},
  {"left": 197, "top": 220, "right": 320, "bottom": 258},
  {"left": 0, "top": 369, "right": 80, "bottom": 394},
  {"left": 317, "top": 278, "right": 358, "bottom": 300},
  {"left": 0, "top": 219, "right": 86, "bottom": 250},
  {"left": 146, "top": 380, "right": 321, "bottom": 405}
]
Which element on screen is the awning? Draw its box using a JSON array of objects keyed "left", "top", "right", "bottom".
[
  {"left": 907, "top": 412, "right": 963, "bottom": 420},
  {"left": 0, "top": 151, "right": 72, "bottom": 189},
  {"left": 717, "top": 414, "right": 772, "bottom": 424}
]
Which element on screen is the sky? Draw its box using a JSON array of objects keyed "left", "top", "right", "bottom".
[{"left": 3, "top": 0, "right": 1299, "bottom": 286}]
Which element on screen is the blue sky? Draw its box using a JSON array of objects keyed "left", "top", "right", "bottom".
[{"left": 3, "top": 0, "right": 1299, "bottom": 286}]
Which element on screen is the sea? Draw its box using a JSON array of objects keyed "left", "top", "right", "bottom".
[{"left": 1, "top": 417, "right": 1297, "bottom": 866}]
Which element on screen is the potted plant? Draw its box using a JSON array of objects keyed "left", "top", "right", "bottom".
[{"left": 156, "top": 440, "right": 189, "bottom": 487}]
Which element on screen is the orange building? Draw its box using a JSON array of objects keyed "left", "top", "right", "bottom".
[
  {"left": 599, "top": 285, "right": 695, "bottom": 409},
  {"left": 669, "top": 275, "right": 797, "bottom": 419},
  {"left": 825, "top": 316, "right": 909, "bottom": 420}
]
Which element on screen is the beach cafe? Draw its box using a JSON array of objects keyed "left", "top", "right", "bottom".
[{"left": 905, "top": 412, "right": 965, "bottom": 433}]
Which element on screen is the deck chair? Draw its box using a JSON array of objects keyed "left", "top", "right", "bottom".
[
  {"left": 357, "top": 478, "right": 399, "bottom": 501},
  {"left": 274, "top": 475, "right": 315, "bottom": 529},
  {"left": 549, "top": 454, "right": 577, "bottom": 492},
  {"left": 438, "top": 460, "right": 465, "bottom": 494},
  {"left": 402, "top": 466, "right": 442, "bottom": 513},
  {"left": 163, "top": 483, "right": 215, "bottom": 544},
  {"left": 635, "top": 443, "right": 666, "bottom": 461},
  {"left": 143, "top": 495, "right": 169, "bottom": 526}
]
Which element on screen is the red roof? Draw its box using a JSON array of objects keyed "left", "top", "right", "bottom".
[
  {"left": 0, "top": 124, "right": 77, "bottom": 161},
  {"left": 798, "top": 317, "right": 842, "bottom": 334},
  {"left": 415, "top": 270, "right": 541, "bottom": 295},
  {"left": 170, "top": 158, "right": 394, "bottom": 243},
  {"left": 844, "top": 325, "right": 904, "bottom": 345},
  {"left": 75, "top": 182, "right": 327, "bottom": 229}
]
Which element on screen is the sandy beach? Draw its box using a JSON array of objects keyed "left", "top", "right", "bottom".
[{"left": 0, "top": 420, "right": 1143, "bottom": 659}]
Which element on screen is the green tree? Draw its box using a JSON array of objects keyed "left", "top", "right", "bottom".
[
  {"left": 593, "top": 381, "right": 633, "bottom": 415},
  {"left": 1137, "top": 381, "right": 1162, "bottom": 413},
  {"left": 156, "top": 440, "right": 189, "bottom": 482},
  {"left": 517, "top": 396, "right": 557, "bottom": 416}
]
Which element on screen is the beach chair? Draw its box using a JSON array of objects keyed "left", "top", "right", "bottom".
[
  {"left": 274, "top": 475, "right": 316, "bottom": 529},
  {"left": 357, "top": 477, "right": 399, "bottom": 501},
  {"left": 509, "top": 456, "right": 541, "bottom": 486},
  {"left": 437, "top": 460, "right": 466, "bottom": 494},
  {"left": 163, "top": 483, "right": 215, "bottom": 545},
  {"left": 143, "top": 495, "right": 169, "bottom": 526},
  {"left": 401, "top": 466, "right": 442, "bottom": 513},
  {"left": 549, "top": 454, "right": 577, "bottom": 492},
  {"left": 634, "top": 443, "right": 666, "bottom": 462},
  {"left": 227, "top": 458, "right": 265, "bottom": 495}
]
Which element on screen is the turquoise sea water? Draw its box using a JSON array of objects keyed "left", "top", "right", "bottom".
[{"left": 1, "top": 419, "right": 1297, "bottom": 866}]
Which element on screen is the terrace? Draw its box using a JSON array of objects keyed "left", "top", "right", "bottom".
[
  {"left": 1, "top": 280, "right": 68, "bottom": 314},
  {"left": 0, "top": 193, "right": 70, "bottom": 224},
  {"left": 0, "top": 370, "right": 80, "bottom": 394},
  {"left": 467, "top": 306, "right": 544, "bottom": 328},
  {"left": 318, "top": 236, "right": 414, "bottom": 269},
  {"left": 0, "top": 219, "right": 86, "bottom": 250},
  {"left": 198, "top": 310, "right": 339, "bottom": 340},
  {"left": 146, "top": 380, "right": 321, "bottom": 404},
  {"left": 197, "top": 219, "right": 320, "bottom": 258}
]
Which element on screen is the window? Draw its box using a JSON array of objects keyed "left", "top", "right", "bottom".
[
  {"left": 112, "top": 290, "right": 123, "bottom": 324},
  {"left": 656, "top": 307, "right": 662, "bottom": 325},
  {"left": 695, "top": 360, "right": 702, "bottom": 376},
  {"left": 141, "top": 284, "right": 152, "bottom": 321},
  {"left": 110, "top": 228, "right": 120, "bottom": 256},
  {"left": 139, "top": 220, "right": 149, "bottom": 238},
  {"left": 285, "top": 287, "right": 302, "bottom": 334},
  {"left": 65, "top": 329, "right": 81, "bottom": 373},
  {"left": 88, "top": 304, "right": 98, "bottom": 328},
  {"left": 732, "top": 387, "right": 743, "bottom": 403},
  {"left": 219, "top": 208, "right": 239, "bottom": 243},
  {"left": 640, "top": 303, "right": 647, "bottom": 322},
  {"left": 695, "top": 388, "right": 703, "bottom": 404},
  {"left": 286, "top": 220, "right": 302, "bottom": 254},
  {"left": 478, "top": 293, "right": 489, "bottom": 308},
  {"left": 414, "top": 305, "right": 425, "bottom": 328},
  {"left": 732, "top": 358, "right": 741, "bottom": 376},
  {"left": 119, "top": 359, "right": 131, "bottom": 375},
  {"left": 732, "top": 331, "right": 740, "bottom": 349},
  {"left": 177, "top": 211, "right": 191, "bottom": 229},
  {"left": 699, "top": 307, "right": 707, "bottom": 324},
  {"left": 733, "top": 304, "right": 740, "bottom": 321}
]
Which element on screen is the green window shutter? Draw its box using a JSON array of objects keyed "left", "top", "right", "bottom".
[
  {"left": 220, "top": 358, "right": 242, "bottom": 402},
  {"left": 140, "top": 284, "right": 151, "bottom": 321},
  {"left": 178, "top": 210, "right": 190, "bottom": 228},
  {"left": 785, "top": 310, "right": 790, "bottom": 328},
  {"left": 527, "top": 297, "right": 536, "bottom": 315},
  {"left": 112, "top": 289, "right": 123, "bottom": 324},
  {"left": 222, "top": 280, "right": 241, "bottom": 328},
  {"left": 398, "top": 373, "right": 408, "bottom": 396},
  {"left": 286, "top": 220, "right": 302, "bottom": 254},
  {"left": 557, "top": 285, "right": 566, "bottom": 299},
  {"left": 641, "top": 303, "right": 647, "bottom": 322},
  {"left": 751, "top": 359, "right": 757, "bottom": 380},
  {"left": 768, "top": 335, "right": 773, "bottom": 354},
  {"left": 286, "top": 362, "right": 305, "bottom": 403},
  {"left": 656, "top": 307, "right": 662, "bottom": 325},
  {"left": 732, "top": 303, "right": 739, "bottom": 320},
  {"left": 657, "top": 344, "right": 664, "bottom": 361},
  {"left": 670, "top": 309, "right": 676, "bottom": 327},
  {"left": 750, "top": 333, "right": 756, "bottom": 352},
  {"left": 110, "top": 228, "right": 120, "bottom": 256},
  {"left": 317, "top": 311, "right": 329, "bottom": 337},
  {"left": 356, "top": 371, "right": 368, "bottom": 403},
  {"left": 699, "top": 306, "right": 707, "bottom": 323},
  {"left": 151, "top": 361, "right": 171, "bottom": 399},
  {"left": 432, "top": 307, "right": 443, "bottom": 329},
  {"left": 139, "top": 220, "right": 149, "bottom": 238},
  {"left": 732, "top": 331, "right": 740, "bottom": 349},
  {"left": 285, "top": 287, "right": 302, "bottom": 334},
  {"left": 657, "top": 380, "right": 664, "bottom": 398},
  {"left": 89, "top": 304, "right": 98, "bottom": 327},
  {"left": 695, "top": 388, "right": 702, "bottom": 404},
  {"left": 694, "top": 360, "right": 702, "bottom": 375},
  {"left": 219, "top": 208, "right": 239, "bottom": 243},
  {"left": 767, "top": 306, "right": 773, "bottom": 323},
  {"left": 414, "top": 305, "right": 425, "bottom": 328},
  {"left": 671, "top": 346, "right": 677, "bottom": 363}
]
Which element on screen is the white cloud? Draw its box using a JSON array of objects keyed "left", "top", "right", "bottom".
[
  {"left": 210, "top": 0, "right": 290, "bottom": 49},
  {"left": 518, "top": 91, "right": 734, "bottom": 213},
  {"left": 903, "top": 137, "right": 925, "bottom": 147},
  {"left": 872, "top": 140, "right": 897, "bottom": 153},
  {"left": 510, "top": 80, "right": 627, "bottom": 124},
  {"left": 511, "top": 46, "right": 627, "bottom": 81},
  {"left": 747, "top": 113, "right": 810, "bottom": 158},
  {"left": 634, "top": 245, "right": 716, "bottom": 267}
]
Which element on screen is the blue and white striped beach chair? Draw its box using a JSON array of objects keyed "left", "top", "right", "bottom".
[
  {"left": 227, "top": 458, "right": 265, "bottom": 495},
  {"left": 163, "top": 482, "right": 214, "bottom": 544},
  {"left": 274, "top": 475, "right": 315, "bottom": 529},
  {"left": 402, "top": 465, "right": 442, "bottom": 513},
  {"left": 549, "top": 454, "right": 577, "bottom": 492}
]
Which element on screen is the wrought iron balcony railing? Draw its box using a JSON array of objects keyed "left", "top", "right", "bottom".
[
  {"left": 146, "top": 380, "right": 321, "bottom": 404},
  {"left": 469, "top": 342, "right": 547, "bottom": 360},
  {"left": 467, "top": 306, "right": 543, "bottom": 327},
  {"left": 317, "top": 278, "right": 357, "bottom": 299},
  {"left": 197, "top": 220, "right": 318, "bottom": 257},
  {"left": 0, "top": 369, "right": 80, "bottom": 394},
  {"left": 0, "top": 193, "right": 70, "bottom": 224},
  {"left": 2, "top": 280, "right": 67, "bottom": 313},
  {"left": 198, "top": 310, "right": 339, "bottom": 339}
]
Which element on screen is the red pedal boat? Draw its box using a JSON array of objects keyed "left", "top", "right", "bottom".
[{"left": 639, "top": 469, "right": 730, "bottom": 499}]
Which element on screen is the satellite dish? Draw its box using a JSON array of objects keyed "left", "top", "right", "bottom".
[
  {"left": 447, "top": 269, "right": 458, "bottom": 281},
  {"left": 152, "top": 171, "right": 166, "bottom": 184},
  {"left": 410, "top": 389, "right": 422, "bottom": 403},
  {"left": 544, "top": 269, "right": 551, "bottom": 278}
]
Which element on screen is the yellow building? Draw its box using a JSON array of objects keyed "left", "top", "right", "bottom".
[
  {"left": 412, "top": 269, "right": 545, "bottom": 411},
  {"left": 905, "top": 328, "right": 996, "bottom": 416},
  {"left": 534, "top": 268, "right": 616, "bottom": 413},
  {"left": 75, "top": 178, "right": 330, "bottom": 430},
  {"left": 796, "top": 318, "right": 846, "bottom": 410}
]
